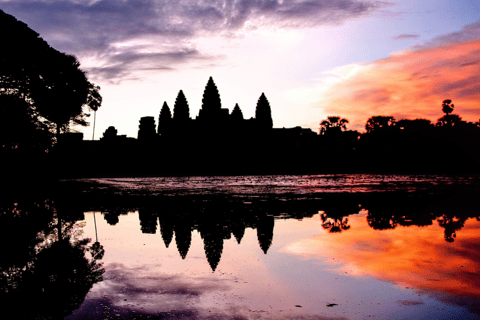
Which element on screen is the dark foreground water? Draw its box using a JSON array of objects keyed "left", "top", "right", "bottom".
[{"left": 2, "top": 175, "right": 480, "bottom": 319}]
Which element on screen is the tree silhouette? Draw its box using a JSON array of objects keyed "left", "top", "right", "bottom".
[
  {"left": 158, "top": 101, "right": 172, "bottom": 135},
  {"left": 255, "top": 93, "right": 273, "bottom": 130},
  {"left": 321, "top": 213, "right": 350, "bottom": 233},
  {"left": 173, "top": 90, "right": 190, "bottom": 123},
  {"left": 0, "top": 94, "right": 52, "bottom": 152},
  {"left": 437, "top": 214, "right": 466, "bottom": 242},
  {"left": 101, "top": 126, "right": 117, "bottom": 140},
  {"left": 0, "top": 197, "right": 104, "bottom": 320},
  {"left": 436, "top": 99, "right": 462, "bottom": 127},
  {"left": 365, "top": 116, "right": 396, "bottom": 133},
  {"left": 436, "top": 114, "right": 463, "bottom": 127},
  {"left": 396, "top": 119, "right": 433, "bottom": 132},
  {"left": 231, "top": 103, "right": 244, "bottom": 121},
  {"left": 0, "top": 10, "right": 102, "bottom": 140},
  {"left": 442, "top": 99, "right": 454, "bottom": 115},
  {"left": 24, "top": 48, "right": 100, "bottom": 138},
  {"left": 319, "top": 116, "right": 349, "bottom": 135}
]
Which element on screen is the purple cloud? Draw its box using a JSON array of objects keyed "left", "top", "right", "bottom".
[
  {"left": 0, "top": 0, "right": 386, "bottom": 81},
  {"left": 393, "top": 34, "right": 420, "bottom": 40}
]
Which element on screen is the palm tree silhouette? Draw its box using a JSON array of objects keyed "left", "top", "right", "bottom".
[{"left": 319, "top": 116, "right": 349, "bottom": 135}]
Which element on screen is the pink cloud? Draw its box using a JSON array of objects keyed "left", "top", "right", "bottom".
[{"left": 321, "top": 40, "right": 480, "bottom": 132}]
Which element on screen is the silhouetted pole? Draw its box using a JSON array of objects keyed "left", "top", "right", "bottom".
[
  {"left": 92, "top": 110, "right": 97, "bottom": 140},
  {"left": 93, "top": 211, "right": 98, "bottom": 242}
]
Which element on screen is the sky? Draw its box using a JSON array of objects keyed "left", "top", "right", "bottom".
[{"left": 1, "top": 0, "right": 480, "bottom": 138}]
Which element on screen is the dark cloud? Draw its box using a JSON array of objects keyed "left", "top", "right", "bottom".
[
  {"left": 87, "top": 48, "right": 208, "bottom": 83},
  {"left": 397, "top": 299, "right": 424, "bottom": 306},
  {"left": 393, "top": 34, "right": 419, "bottom": 40},
  {"left": 0, "top": 0, "right": 385, "bottom": 81},
  {"left": 67, "top": 263, "right": 349, "bottom": 320},
  {"left": 432, "top": 75, "right": 480, "bottom": 98}
]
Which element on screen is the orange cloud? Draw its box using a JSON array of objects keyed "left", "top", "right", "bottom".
[
  {"left": 285, "top": 214, "right": 480, "bottom": 299},
  {"left": 320, "top": 40, "right": 480, "bottom": 132}
]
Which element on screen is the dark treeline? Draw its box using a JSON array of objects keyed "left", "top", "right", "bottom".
[{"left": 58, "top": 90, "right": 480, "bottom": 177}]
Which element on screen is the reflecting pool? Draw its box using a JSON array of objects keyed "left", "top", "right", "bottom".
[{"left": 2, "top": 175, "right": 480, "bottom": 319}]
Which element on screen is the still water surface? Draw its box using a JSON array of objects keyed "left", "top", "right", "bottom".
[{"left": 3, "top": 175, "right": 480, "bottom": 319}]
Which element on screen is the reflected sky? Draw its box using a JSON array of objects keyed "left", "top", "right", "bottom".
[
  {"left": 68, "top": 207, "right": 480, "bottom": 319},
  {"left": 4, "top": 175, "right": 479, "bottom": 319}
]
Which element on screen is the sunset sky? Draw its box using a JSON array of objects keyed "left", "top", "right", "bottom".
[{"left": 2, "top": 0, "right": 480, "bottom": 138}]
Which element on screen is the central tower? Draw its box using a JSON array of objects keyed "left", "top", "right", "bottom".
[{"left": 197, "top": 77, "right": 228, "bottom": 124}]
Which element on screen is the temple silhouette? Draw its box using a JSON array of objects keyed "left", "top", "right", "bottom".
[
  {"left": 54, "top": 79, "right": 480, "bottom": 177},
  {"left": 102, "top": 77, "right": 275, "bottom": 145}
]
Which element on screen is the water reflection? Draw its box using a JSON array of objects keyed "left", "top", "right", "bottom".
[
  {"left": 132, "top": 204, "right": 276, "bottom": 271},
  {"left": 0, "top": 196, "right": 105, "bottom": 319},
  {"left": 4, "top": 175, "right": 480, "bottom": 319}
]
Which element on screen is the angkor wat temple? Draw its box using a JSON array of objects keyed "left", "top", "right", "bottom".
[
  {"left": 60, "top": 77, "right": 320, "bottom": 177},
  {"left": 102, "top": 77, "right": 277, "bottom": 144}
]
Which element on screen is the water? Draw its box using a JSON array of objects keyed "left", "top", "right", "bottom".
[{"left": 2, "top": 175, "right": 480, "bottom": 319}]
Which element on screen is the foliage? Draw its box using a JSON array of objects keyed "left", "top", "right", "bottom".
[
  {"left": 396, "top": 118, "right": 433, "bottom": 132},
  {"left": 102, "top": 126, "right": 118, "bottom": 140},
  {"left": 319, "top": 116, "right": 349, "bottom": 135},
  {"left": 0, "top": 9, "right": 102, "bottom": 139},
  {"left": 0, "top": 198, "right": 105, "bottom": 319},
  {"left": 436, "top": 114, "right": 463, "bottom": 127},
  {"left": 365, "top": 116, "right": 396, "bottom": 133},
  {"left": 0, "top": 95, "right": 52, "bottom": 152},
  {"left": 442, "top": 99, "right": 454, "bottom": 115}
]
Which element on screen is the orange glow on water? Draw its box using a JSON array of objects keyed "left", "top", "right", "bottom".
[{"left": 285, "top": 213, "right": 480, "bottom": 298}]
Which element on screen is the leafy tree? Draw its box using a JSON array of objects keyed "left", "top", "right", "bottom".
[
  {"left": 319, "top": 116, "right": 349, "bottom": 135},
  {"left": 0, "top": 10, "right": 102, "bottom": 140},
  {"left": 255, "top": 93, "right": 273, "bottom": 130},
  {"left": 365, "top": 116, "right": 396, "bottom": 133},
  {"left": 436, "top": 114, "right": 463, "bottom": 127},
  {"left": 231, "top": 103, "right": 244, "bottom": 121},
  {"left": 201, "top": 76, "right": 221, "bottom": 113},
  {"left": 101, "top": 126, "right": 117, "bottom": 140},
  {"left": 0, "top": 95, "right": 52, "bottom": 152},
  {"left": 396, "top": 118, "right": 433, "bottom": 132},
  {"left": 158, "top": 101, "right": 172, "bottom": 135},
  {"left": 442, "top": 99, "right": 454, "bottom": 115},
  {"left": 173, "top": 90, "right": 190, "bottom": 122},
  {"left": 436, "top": 100, "right": 462, "bottom": 127},
  {"left": 29, "top": 54, "right": 101, "bottom": 137}
]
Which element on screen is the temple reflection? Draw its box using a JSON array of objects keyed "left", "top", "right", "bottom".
[
  {"left": 68, "top": 187, "right": 480, "bottom": 272},
  {"left": 3, "top": 177, "right": 480, "bottom": 319}
]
